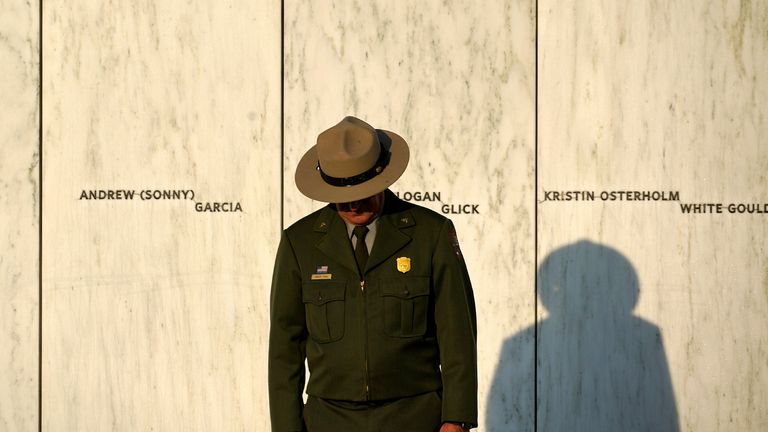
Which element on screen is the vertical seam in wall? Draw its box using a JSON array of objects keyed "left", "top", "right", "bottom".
[
  {"left": 280, "top": 0, "right": 285, "bottom": 231},
  {"left": 534, "top": 0, "right": 539, "bottom": 431},
  {"left": 38, "top": 0, "right": 44, "bottom": 430}
]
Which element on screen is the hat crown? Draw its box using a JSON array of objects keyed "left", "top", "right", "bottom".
[
  {"left": 295, "top": 115, "right": 409, "bottom": 203},
  {"left": 316, "top": 116, "right": 381, "bottom": 178}
]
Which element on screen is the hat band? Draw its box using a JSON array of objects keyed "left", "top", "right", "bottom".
[{"left": 317, "top": 144, "right": 391, "bottom": 188}]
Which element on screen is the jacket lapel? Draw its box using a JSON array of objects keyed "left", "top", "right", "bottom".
[
  {"left": 315, "top": 207, "right": 359, "bottom": 275},
  {"left": 314, "top": 192, "right": 415, "bottom": 275},
  {"left": 366, "top": 198, "right": 414, "bottom": 272}
]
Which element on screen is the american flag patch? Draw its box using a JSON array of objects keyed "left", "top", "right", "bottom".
[{"left": 316, "top": 265, "right": 329, "bottom": 273}]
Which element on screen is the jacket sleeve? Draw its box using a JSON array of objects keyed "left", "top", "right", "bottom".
[
  {"left": 268, "top": 232, "right": 308, "bottom": 432},
  {"left": 432, "top": 219, "right": 478, "bottom": 427}
]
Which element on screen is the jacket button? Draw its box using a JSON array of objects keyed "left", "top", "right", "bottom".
[
  {"left": 317, "top": 293, "right": 323, "bottom": 301},
  {"left": 403, "top": 289, "right": 409, "bottom": 295}
]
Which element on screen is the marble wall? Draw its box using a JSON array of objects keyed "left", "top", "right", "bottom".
[
  {"left": 282, "top": 1, "right": 536, "bottom": 431},
  {"left": 42, "top": 0, "right": 280, "bottom": 430},
  {"left": 3, "top": 0, "right": 767, "bottom": 431},
  {"left": 0, "top": 1, "right": 39, "bottom": 430},
  {"left": 537, "top": 1, "right": 768, "bottom": 431}
]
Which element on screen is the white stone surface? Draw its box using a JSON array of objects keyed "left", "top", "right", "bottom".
[
  {"left": 538, "top": 1, "right": 768, "bottom": 431},
  {"left": 42, "top": 1, "right": 280, "bottom": 430},
  {"left": 0, "top": 0, "right": 39, "bottom": 430},
  {"left": 283, "top": 2, "right": 536, "bottom": 431},
  {"left": 13, "top": 0, "right": 765, "bottom": 430}
]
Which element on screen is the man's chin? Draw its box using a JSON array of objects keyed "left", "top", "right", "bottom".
[{"left": 340, "top": 212, "right": 375, "bottom": 226}]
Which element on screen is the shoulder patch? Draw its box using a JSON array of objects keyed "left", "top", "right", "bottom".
[{"left": 448, "top": 223, "right": 463, "bottom": 260}]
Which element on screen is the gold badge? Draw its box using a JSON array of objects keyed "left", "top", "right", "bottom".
[{"left": 396, "top": 257, "right": 411, "bottom": 273}]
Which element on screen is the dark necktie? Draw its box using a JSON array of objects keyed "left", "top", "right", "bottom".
[{"left": 353, "top": 226, "right": 369, "bottom": 273}]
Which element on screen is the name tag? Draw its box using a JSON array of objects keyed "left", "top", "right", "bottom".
[{"left": 311, "top": 274, "right": 333, "bottom": 280}]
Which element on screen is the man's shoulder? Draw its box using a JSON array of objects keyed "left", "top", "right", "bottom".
[
  {"left": 383, "top": 191, "right": 448, "bottom": 230},
  {"left": 285, "top": 205, "right": 335, "bottom": 235},
  {"left": 282, "top": 191, "right": 450, "bottom": 236}
]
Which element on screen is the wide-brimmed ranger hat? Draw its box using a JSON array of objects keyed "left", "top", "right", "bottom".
[{"left": 295, "top": 116, "right": 410, "bottom": 203}]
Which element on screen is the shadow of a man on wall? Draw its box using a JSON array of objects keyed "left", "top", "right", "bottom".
[{"left": 486, "top": 240, "right": 679, "bottom": 432}]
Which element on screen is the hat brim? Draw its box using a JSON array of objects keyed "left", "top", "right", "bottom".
[{"left": 295, "top": 129, "right": 410, "bottom": 203}]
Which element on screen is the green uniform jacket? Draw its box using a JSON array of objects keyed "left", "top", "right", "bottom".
[{"left": 268, "top": 190, "right": 477, "bottom": 431}]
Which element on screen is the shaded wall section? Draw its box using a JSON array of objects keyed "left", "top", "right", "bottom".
[{"left": 537, "top": 1, "right": 768, "bottom": 431}]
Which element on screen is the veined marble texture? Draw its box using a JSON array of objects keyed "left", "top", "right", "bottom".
[
  {"left": 42, "top": 0, "right": 280, "bottom": 430},
  {"left": 0, "top": 1, "right": 39, "bottom": 430},
  {"left": 538, "top": 1, "right": 768, "bottom": 431},
  {"left": 22, "top": 0, "right": 768, "bottom": 430},
  {"left": 283, "top": 1, "right": 536, "bottom": 431}
]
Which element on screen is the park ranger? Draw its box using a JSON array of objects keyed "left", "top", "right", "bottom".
[{"left": 268, "top": 116, "right": 477, "bottom": 432}]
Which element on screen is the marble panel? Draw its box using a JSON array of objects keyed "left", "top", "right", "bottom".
[
  {"left": 0, "top": 1, "right": 40, "bottom": 430},
  {"left": 538, "top": 1, "right": 768, "bottom": 431},
  {"left": 42, "top": 1, "right": 280, "bottom": 430},
  {"left": 284, "top": 1, "right": 536, "bottom": 430}
]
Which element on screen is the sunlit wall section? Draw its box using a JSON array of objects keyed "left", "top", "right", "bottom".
[
  {"left": 283, "top": 2, "right": 536, "bottom": 431},
  {"left": 0, "top": 1, "right": 40, "bottom": 430},
  {"left": 42, "top": 1, "right": 281, "bottom": 430}
]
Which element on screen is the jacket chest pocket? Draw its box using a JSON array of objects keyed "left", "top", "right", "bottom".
[
  {"left": 302, "top": 282, "right": 346, "bottom": 343},
  {"left": 380, "top": 277, "right": 430, "bottom": 337}
]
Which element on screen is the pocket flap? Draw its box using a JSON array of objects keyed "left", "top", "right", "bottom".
[
  {"left": 302, "top": 282, "right": 345, "bottom": 305},
  {"left": 381, "top": 277, "right": 430, "bottom": 299}
]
